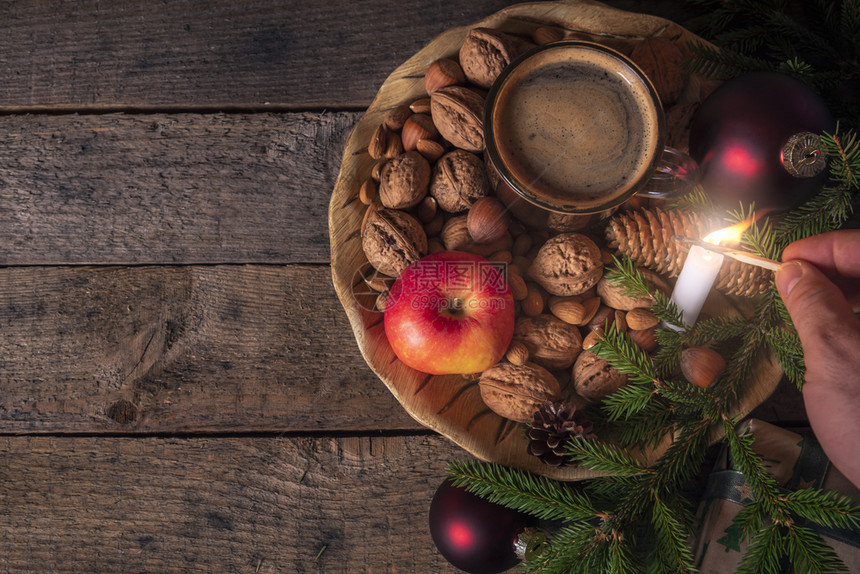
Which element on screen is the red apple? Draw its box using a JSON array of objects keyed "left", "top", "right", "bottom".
[{"left": 384, "top": 251, "right": 515, "bottom": 375}]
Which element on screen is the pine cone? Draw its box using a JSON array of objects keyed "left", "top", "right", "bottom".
[
  {"left": 604, "top": 207, "right": 771, "bottom": 296},
  {"left": 527, "top": 401, "right": 596, "bottom": 467}
]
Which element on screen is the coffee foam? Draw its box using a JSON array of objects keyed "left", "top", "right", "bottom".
[{"left": 491, "top": 45, "right": 661, "bottom": 211}]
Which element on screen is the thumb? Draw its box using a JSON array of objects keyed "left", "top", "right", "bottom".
[{"left": 776, "top": 260, "right": 860, "bottom": 360}]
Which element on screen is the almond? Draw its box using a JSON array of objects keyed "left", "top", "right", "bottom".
[
  {"left": 521, "top": 284, "right": 545, "bottom": 317},
  {"left": 626, "top": 308, "right": 659, "bottom": 330},
  {"left": 548, "top": 298, "right": 586, "bottom": 325}
]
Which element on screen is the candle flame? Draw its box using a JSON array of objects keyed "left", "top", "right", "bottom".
[{"left": 703, "top": 214, "right": 759, "bottom": 246}]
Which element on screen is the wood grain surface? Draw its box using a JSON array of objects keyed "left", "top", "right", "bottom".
[
  {"left": 0, "top": 434, "right": 463, "bottom": 573},
  {"left": 0, "top": 112, "right": 357, "bottom": 265},
  {"left": 0, "top": 0, "right": 807, "bottom": 572}
]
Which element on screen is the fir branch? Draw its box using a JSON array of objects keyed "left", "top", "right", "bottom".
[
  {"left": 683, "top": 316, "right": 751, "bottom": 347},
  {"left": 721, "top": 418, "right": 788, "bottom": 521},
  {"left": 685, "top": 40, "right": 773, "bottom": 79},
  {"left": 650, "top": 419, "right": 713, "bottom": 493},
  {"left": 766, "top": 327, "right": 806, "bottom": 388},
  {"left": 784, "top": 524, "right": 848, "bottom": 574},
  {"left": 650, "top": 495, "right": 697, "bottom": 573},
  {"left": 606, "top": 256, "right": 684, "bottom": 327},
  {"left": 652, "top": 328, "right": 682, "bottom": 378},
  {"left": 783, "top": 488, "right": 860, "bottom": 530},
  {"left": 610, "top": 403, "right": 675, "bottom": 450},
  {"left": 736, "top": 523, "right": 784, "bottom": 574},
  {"left": 446, "top": 460, "right": 597, "bottom": 522},
  {"left": 565, "top": 437, "right": 651, "bottom": 478}
]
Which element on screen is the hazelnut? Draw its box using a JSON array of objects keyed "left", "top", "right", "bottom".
[
  {"left": 424, "top": 58, "right": 466, "bottom": 93},
  {"left": 467, "top": 197, "right": 509, "bottom": 244},
  {"left": 430, "top": 150, "right": 491, "bottom": 213},
  {"left": 629, "top": 328, "right": 658, "bottom": 352},
  {"left": 527, "top": 233, "right": 604, "bottom": 297},
  {"left": 401, "top": 114, "right": 438, "bottom": 151},
  {"left": 378, "top": 151, "right": 431, "bottom": 209},
  {"left": 479, "top": 362, "right": 562, "bottom": 423},
  {"left": 680, "top": 347, "right": 726, "bottom": 389}
]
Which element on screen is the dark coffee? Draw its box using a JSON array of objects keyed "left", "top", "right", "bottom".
[{"left": 489, "top": 43, "right": 661, "bottom": 213}]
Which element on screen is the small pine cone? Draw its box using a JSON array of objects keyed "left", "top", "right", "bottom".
[
  {"left": 527, "top": 401, "right": 596, "bottom": 467},
  {"left": 604, "top": 207, "right": 772, "bottom": 296}
]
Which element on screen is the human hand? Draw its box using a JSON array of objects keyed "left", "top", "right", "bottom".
[{"left": 776, "top": 229, "right": 860, "bottom": 487}]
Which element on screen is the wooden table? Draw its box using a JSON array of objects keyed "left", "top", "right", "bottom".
[{"left": 0, "top": 1, "right": 806, "bottom": 571}]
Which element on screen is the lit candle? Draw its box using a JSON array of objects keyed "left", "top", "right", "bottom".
[{"left": 668, "top": 245, "right": 724, "bottom": 329}]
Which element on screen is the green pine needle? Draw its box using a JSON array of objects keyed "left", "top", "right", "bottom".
[
  {"left": 446, "top": 460, "right": 597, "bottom": 522},
  {"left": 783, "top": 489, "right": 860, "bottom": 530},
  {"left": 565, "top": 437, "right": 650, "bottom": 477}
]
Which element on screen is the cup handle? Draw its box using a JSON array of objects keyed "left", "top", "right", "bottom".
[{"left": 638, "top": 146, "right": 699, "bottom": 198}]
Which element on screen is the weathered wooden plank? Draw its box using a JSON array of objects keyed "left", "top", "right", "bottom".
[
  {"left": 0, "top": 434, "right": 467, "bottom": 573},
  {"left": 0, "top": 0, "right": 703, "bottom": 109},
  {"left": 0, "top": 264, "right": 423, "bottom": 433},
  {"left": 0, "top": 112, "right": 357, "bottom": 265}
]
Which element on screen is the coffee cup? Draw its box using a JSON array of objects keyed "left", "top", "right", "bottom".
[{"left": 484, "top": 40, "right": 697, "bottom": 230}]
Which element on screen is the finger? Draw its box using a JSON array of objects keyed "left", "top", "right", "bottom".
[
  {"left": 781, "top": 229, "right": 860, "bottom": 278},
  {"left": 775, "top": 260, "right": 860, "bottom": 365}
]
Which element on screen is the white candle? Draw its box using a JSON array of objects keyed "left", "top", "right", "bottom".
[{"left": 668, "top": 245, "right": 724, "bottom": 330}]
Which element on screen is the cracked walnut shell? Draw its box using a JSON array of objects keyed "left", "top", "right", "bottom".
[
  {"left": 430, "top": 86, "right": 486, "bottom": 153},
  {"left": 459, "top": 27, "right": 521, "bottom": 89},
  {"left": 513, "top": 314, "right": 582, "bottom": 370},
  {"left": 479, "top": 361, "right": 561, "bottom": 423},
  {"left": 528, "top": 233, "right": 604, "bottom": 297},
  {"left": 430, "top": 149, "right": 491, "bottom": 213},
  {"left": 361, "top": 203, "right": 428, "bottom": 277},
  {"left": 378, "top": 150, "right": 431, "bottom": 210}
]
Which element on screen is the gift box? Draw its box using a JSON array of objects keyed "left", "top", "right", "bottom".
[{"left": 692, "top": 419, "right": 860, "bottom": 573}]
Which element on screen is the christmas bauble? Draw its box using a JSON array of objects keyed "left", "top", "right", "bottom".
[
  {"left": 689, "top": 72, "right": 835, "bottom": 212},
  {"left": 429, "top": 479, "right": 534, "bottom": 574}
]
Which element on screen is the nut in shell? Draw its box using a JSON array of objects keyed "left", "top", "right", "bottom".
[
  {"left": 596, "top": 269, "right": 670, "bottom": 311},
  {"left": 459, "top": 27, "right": 520, "bottom": 89},
  {"left": 572, "top": 350, "right": 628, "bottom": 403},
  {"left": 467, "top": 197, "right": 509, "bottom": 244},
  {"left": 505, "top": 340, "right": 530, "bottom": 366},
  {"left": 680, "top": 347, "right": 726, "bottom": 389},
  {"left": 361, "top": 203, "right": 428, "bottom": 277},
  {"left": 629, "top": 328, "right": 658, "bottom": 352},
  {"left": 430, "top": 149, "right": 490, "bottom": 213},
  {"left": 401, "top": 114, "right": 438, "bottom": 151},
  {"left": 430, "top": 86, "right": 486, "bottom": 153},
  {"left": 630, "top": 37, "right": 688, "bottom": 107},
  {"left": 383, "top": 105, "right": 412, "bottom": 131},
  {"left": 527, "top": 233, "right": 604, "bottom": 297},
  {"left": 378, "top": 151, "right": 431, "bottom": 210},
  {"left": 479, "top": 362, "right": 561, "bottom": 423},
  {"left": 424, "top": 58, "right": 466, "bottom": 93},
  {"left": 514, "top": 314, "right": 582, "bottom": 370}
]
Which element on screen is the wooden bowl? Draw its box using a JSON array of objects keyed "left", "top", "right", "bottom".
[{"left": 329, "top": 0, "right": 784, "bottom": 480}]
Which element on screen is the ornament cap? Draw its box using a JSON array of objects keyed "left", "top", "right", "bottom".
[
  {"left": 781, "top": 132, "right": 828, "bottom": 178},
  {"left": 514, "top": 527, "right": 548, "bottom": 562}
]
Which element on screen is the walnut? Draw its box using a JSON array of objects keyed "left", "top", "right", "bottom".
[
  {"left": 430, "top": 150, "right": 491, "bottom": 213},
  {"left": 527, "top": 233, "right": 604, "bottom": 297},
  {"left": 572, "top": 350, "right": 628, "bottom": 403},
  {"left": 430, "top": 86, "right": 486, "bottom": 153},
  {"left": 458, "top": 28, "right": 520, "bottom": 89},
  {"left": 630, "top": 37, "right": 688, "bottom": 107},
  {"left": 595, "top": 269, "right": 670, "bottom": 311},
  {"left": 361, "top": 203, "right": 428, "bottom": 277},
  {"left": 479, "top": 361, "right": 562, "bottom": 422},
  {"left": 440, "top": 215, "right": 471, "bottom": 251},
  {"left": 378, "top": 150, "right": 431, "bottom": 209},
  {"left": 513, "top": 314, "right": 582, "bottom": 370}
]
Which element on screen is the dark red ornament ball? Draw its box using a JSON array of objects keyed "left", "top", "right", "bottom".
[
  {"left": 689, "top": 71, "right": 835, "bottom": 212},
  {"left": 429, "top": 479, "right": 533, "bottom": 574}
]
